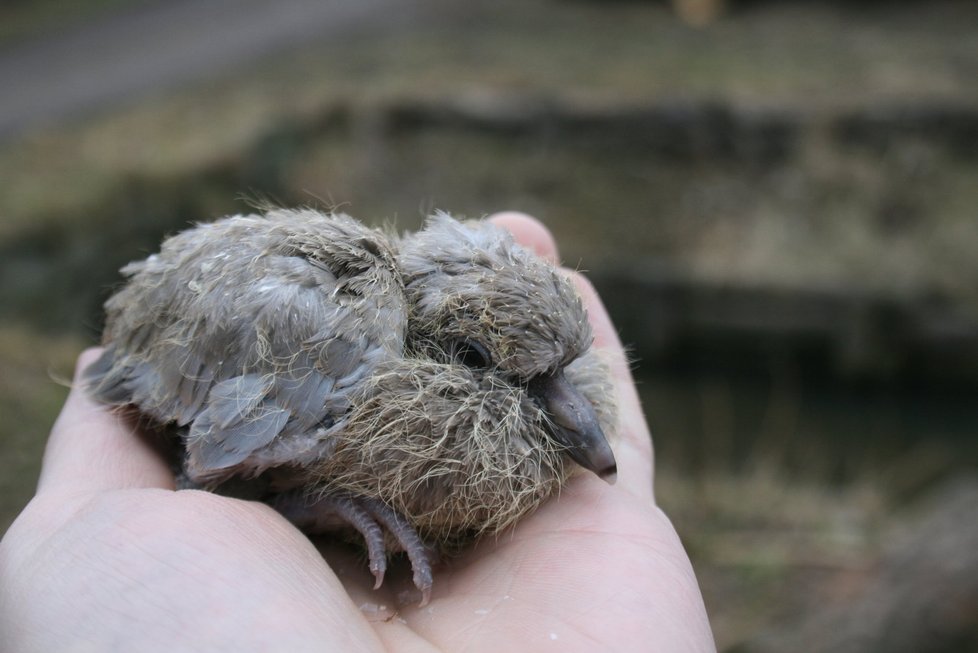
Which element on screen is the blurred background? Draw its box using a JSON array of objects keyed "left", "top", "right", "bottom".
[{"left": 1, "top": 0, "right": 976, "bottom": 649}]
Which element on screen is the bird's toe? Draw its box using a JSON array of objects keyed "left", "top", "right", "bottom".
[
  {"left": 271, "top": 490, "right": 433, "bottom": 604},
  {"left": 361, "top": 497, "right": 435, "bottom": 606}
]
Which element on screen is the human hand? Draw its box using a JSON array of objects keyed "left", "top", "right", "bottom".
[{"left": 0, "top": 213, "right": 716, "bottom": 653}]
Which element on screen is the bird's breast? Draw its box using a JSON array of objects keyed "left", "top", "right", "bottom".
[{"left": 311, "top": 360, "right": 569, "bottom": 546}]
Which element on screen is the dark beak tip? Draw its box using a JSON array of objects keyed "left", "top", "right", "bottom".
[
  {"left": 599, "top": 464, "right": 618, "bottom": 485},
  {"left": 568, "top": 443, "right": 617, "bottom": 484}
]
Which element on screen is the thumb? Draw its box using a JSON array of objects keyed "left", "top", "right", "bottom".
[{"left": 37, "top": 348, "right": 175, "bottom": 495}]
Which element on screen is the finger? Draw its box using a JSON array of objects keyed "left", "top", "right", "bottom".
[
  {"left": 488, "top": 211, "right": 560, "bottom": 263},
  {"left": 568, "top": 271, "right": 655, "bottom": 502},
  {"left": 37, "top": 348, "right": 175, "bottom": 495}
]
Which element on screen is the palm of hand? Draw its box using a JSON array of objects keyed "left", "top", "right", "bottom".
[{"left": 0, "top": 215, "right": 714, "bottom": 653}]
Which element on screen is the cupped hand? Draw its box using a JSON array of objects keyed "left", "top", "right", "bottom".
[{"left": 0, "top": 213, "right": 715, "bottom": 653}]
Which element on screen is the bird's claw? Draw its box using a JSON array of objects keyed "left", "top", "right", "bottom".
[
  {"left": 272, "top": 491, "right": 433, "bottom": 606},
  {"left": 360, "top": 497, "right": 434, "bottom": 606}
]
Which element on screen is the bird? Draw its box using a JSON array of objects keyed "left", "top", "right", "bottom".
[{"left": 83, "top": 208, "right": 618, "bottom": 605}]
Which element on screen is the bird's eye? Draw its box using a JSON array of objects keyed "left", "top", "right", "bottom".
[{"left": 449, "top": 338, "right": 492, "bottom": 369}]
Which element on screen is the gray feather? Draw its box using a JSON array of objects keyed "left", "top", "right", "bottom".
[{"left": 191, "top": 403, "right": 291, "bottom": 470}]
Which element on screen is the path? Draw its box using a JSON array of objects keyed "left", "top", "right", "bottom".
[{"left": 0, "top": 0, "right": 424, "bottom": 139}]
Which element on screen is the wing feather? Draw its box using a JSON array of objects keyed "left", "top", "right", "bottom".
[{"left": 84, "top": 210, "right": 406, "bottom": 484}]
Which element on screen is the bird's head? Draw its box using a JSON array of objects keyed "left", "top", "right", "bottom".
[{"left": 397, "top": 213, "right": 617, "bottom": 483}]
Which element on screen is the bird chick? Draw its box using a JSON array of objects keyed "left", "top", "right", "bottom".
[{"left": 84, "top": 208, "right": 618, "bottom": 605}]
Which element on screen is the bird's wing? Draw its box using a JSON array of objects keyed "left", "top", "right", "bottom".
[{"left": 84, "top": 210, "right": 406, "bottom": 483}]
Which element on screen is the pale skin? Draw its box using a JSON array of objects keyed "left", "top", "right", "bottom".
[{"left": 0, "top": 213, "right": 716, "bottom": 653}]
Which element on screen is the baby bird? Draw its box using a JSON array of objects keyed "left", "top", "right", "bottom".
[{"left": 84, "top": 209, "right": 617, "bottom": 604}]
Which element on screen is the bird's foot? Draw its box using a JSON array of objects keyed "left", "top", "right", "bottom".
[{"left": 271, "top": 491, "right": 434, "bottom": 606}]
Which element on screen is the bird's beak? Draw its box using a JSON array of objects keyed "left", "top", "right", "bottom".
[{"left": 528, "top": 370, "right": 617, "bottom": 484}]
